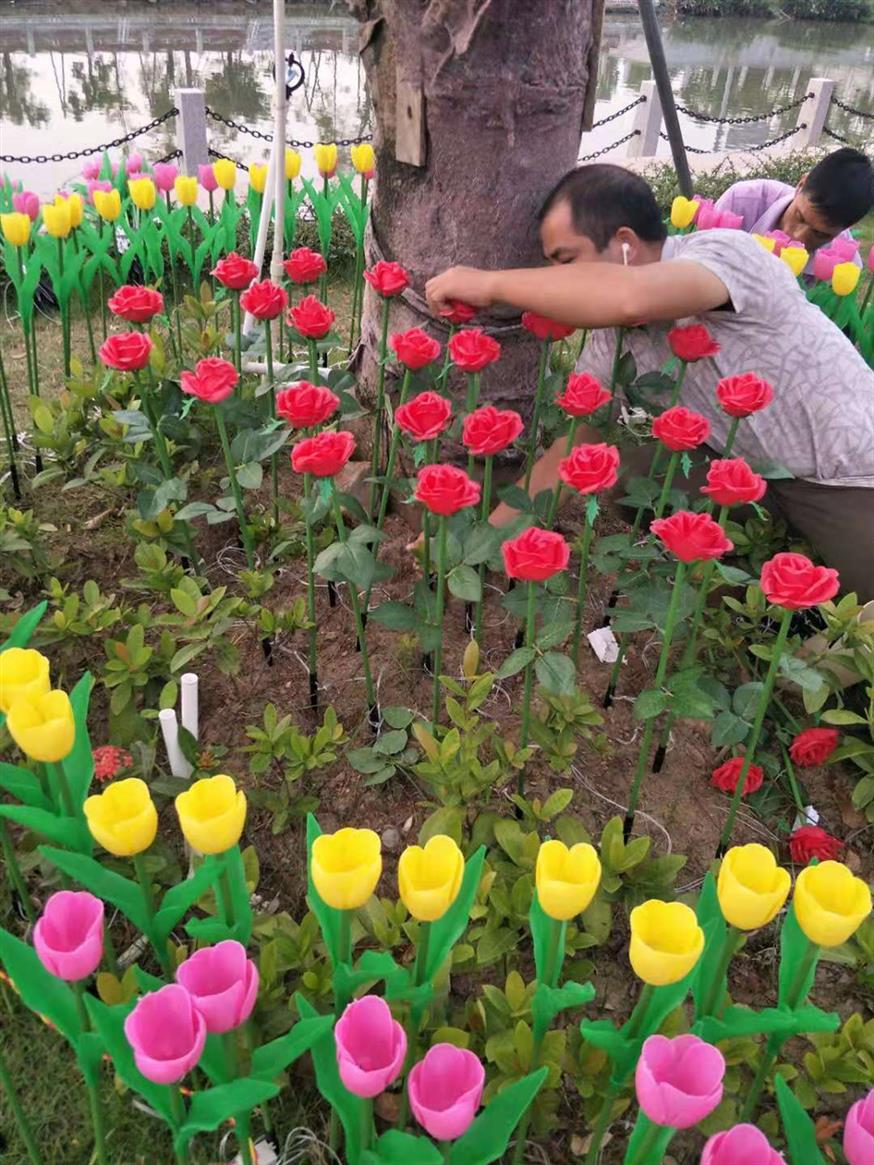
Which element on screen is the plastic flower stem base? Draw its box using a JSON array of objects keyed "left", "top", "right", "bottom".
[
  {"left": 625, "top": 1118, "right": 674, "bottom": 1165},
  {"left": 523, "top": 346, "right": 549, "bottom": 491},
  {"left": 57, "top": 238, "right": 71, "bottom": 378},
  {"left": 519, "top": 581, "right": 538, "bottom": 771},
  {"left": 72, "top": 980, "right": 108, "bottom": 1165},
  {"left": 698, "top": 925, "right": 741, "bottom": 1019},
  {"left": 369, "top": 297, "right": 392, "bottom": 519},
  {"left": 0, "top": 817, "right": 36, "bottom": 924},
  {"left": 224, "top": 1032, "right": 255, "bottom": 1165},
  {"left": 441, "top": 1144, "right": 451, "bottom": 1164},
  {"left": 303, "top": 474, "right": 319, "bottom": 712},
  {"left": 438, "top": 324, "right": 457, "bottom": 389},
  {"left": 396, "top": 920, "right": 432, "bottom": 1130},
  {"left": 546, "top": 417, "right": 580, "bottom": 529},
  {"left": 50, "top": 762, "right": 76, "bottom": 820},
  {"left": 653, "top": 450, "right": 680, "bottom": 519},
  {"left": 216, "top": 409, "right": 256, "bottom": 571},
  {"left": 0, "top": 1037, "right": 43, "bottom": 1164},
  {"left": 473, "top": 454, "right": 494, "bottom": 645},
  {"left": 571, "top": 518, "right": 596, "bottom": 669},
  {"left": 168, "top": 1086, "right": 189, "bottom": 1165},
  {"left": 331, "top": 485, "right": 377, "bottom": 716},
  {"left": 232, "top": 290, "right": 243, "bottom": 374},
  {"left": 132, "top": 852, "right": 173, "bottom": 977}
]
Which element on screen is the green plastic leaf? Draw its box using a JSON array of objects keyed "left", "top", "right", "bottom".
[
  {"left": 153, "top": 857, "right": 223, "bottom": 944},
  {"left": 622, "top": 1111, "right": 676, "bottom": 1165},
  {"left": 535, "top": 651, "right": 575, "bottom": 696},
  {"left": 0, "top": 804, "right": 91, "bottom": 853},
  {"left": 496, "top": 646, "right": 535, "bottom": 679},
  {"left": 296, "top": 993, "right": 367, "bottom": 1164},
  {"left": 370, "top": 1131, "right": 443, "bottom": 1165},
  {"left": 85, "top": 995, "right": 173, "bottom": 1120},
  {"left": 425, "top": 845, "right": 486, "bottom": 981},
  {"left": 62, "top": 670, "right": 96, "bottom": 811},
  {"left": 0, "top": 762, "right": 52, "bottom": 809},
  {"left": 305, "top": 814, "right": 344, "bottom": 968},
  {"left": 0, "top": 927, "right": 81, "bottom": 1044},
  {"left": 39, "top": 846, "right": 149, "bottom": 934},
  {"left": 448, "top": 564, "right": 482, "bottom": 602},
  {"left": 177, "top": 1078, "right": 279, "bottom": 1147},
  {"left": 775, "top": 1075, "right": 826, "bottom": 1165},
  {"left": 0, "top": 601, "right": 47, "bottom": 652},
  {"left": 690, "top": 871, "right": 728, "bottom": 1017},
  {"left": 225, "top": 845, "right": 254, "bottom": 945},
  {"left": 532, "top": 979, "right": 595, "bottom": 1044},
  {"left": 779, "top": 904, "right": 818, "bottom": 1009},
  {"left": 448, "top": 1067, "right": 548, "bottom": 1165},
  {"left": 251, "top": 1014, "right": 335, "bottom": 1080}
]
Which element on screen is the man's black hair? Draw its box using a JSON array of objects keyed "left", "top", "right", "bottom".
[
  {"left": 805, "top": 148, "right": 874, "bottom": 230},
  {"left": 538, "top": 164, "right": 668, "bottom": 251}
]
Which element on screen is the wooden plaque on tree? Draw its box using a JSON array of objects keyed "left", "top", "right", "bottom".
[{"left": 395, "top": 77, "right": 426, "bottom": 167}]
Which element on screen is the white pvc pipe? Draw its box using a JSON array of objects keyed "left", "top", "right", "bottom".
[
  {"left": 180, "top": 672, "right": 199, "bottom": 740},
  {"left": 271, "top": 0, "right": 287, "bottom": 286},
  {"left": 159, "top": 708, "right": 193, "bottom": 780}
]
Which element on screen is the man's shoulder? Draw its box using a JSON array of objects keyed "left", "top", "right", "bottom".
[
  {"left": 666, "top": 228, "right": 770, "bottom": 263},
  {"left": 715, "top": 177, "right": 793, "bottom": 209}
]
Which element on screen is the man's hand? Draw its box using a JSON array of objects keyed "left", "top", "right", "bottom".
[{"left": 425, "top": 267, "right": 497, "bottom": 317}]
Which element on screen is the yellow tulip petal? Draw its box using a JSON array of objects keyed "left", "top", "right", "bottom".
[
  {"left": 6, "top": 689, "right": 75, "bottom": 763},
  {"left": 717, "top": 844, "right": 791, "bottom": 931},
  {"left": 794, "top": 861, "right": 871, "bottom": 947},
  {"left": 398, "top": 835, "right": 464, "bottom": 922},
  {"left": 0, "top": 648, "right": 51, "bottom": 713},
  {"left": 629, "top": 899, "right": 704, "bottom": 986},
  {"left": 536, "top": 840, "right": 602, "bottom": 921},
  {"left": 312, "top": 827, "right": 382, "bottom": 910},
  {"left": 175, "top": 775, "right": 247, "bottom": 854}
]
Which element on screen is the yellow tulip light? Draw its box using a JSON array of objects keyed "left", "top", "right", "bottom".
[
  {"left": 398, "top": 835, "right": 464, "bottom": 922},
  {"left": 84, "top": 778, "right": 158, "bottom": 857},
  {"left": 128, "top": 177, "right": 157, "bottom": 212},
  {"left": 174, "top": 175, "right": 198, "bottom": 207},
  {"left": 832, "top": 262, "right": 861, "bottom": 297},
  {"left": 312, "top": 827, "right": 382, "bottom": 910},
  {"left": 248, "top": 164, "right": 267, "bottom": 194},
  {"left": 794, "top": 861, "right": 871, "bottom": 948},
  {"left": 56, "top": 192, "right": 83, "bottom": 228},
  {"left": 285, "top": 148, "right": 301, "bottom": 181},
  {"left": 0, "top": 647, "right": 50, "bottom": 714},
  {"left": 313, "top": 143, "right": 338, "bottom": 177},
  {"left": 212, "top": 158, "right": 237, "bottom": 192},
  {"left": 781, "top": 246, "right": 809, "bottom": 277},
  {"left": 6, "top": 689, "right": 75, "bottom": 763},
  {"left": 175, "top": 774, "right": 247, "bottom": 855},
  {"left": 670, "top": 196, "right": 699, "bottom": 230},
  {"left": 350, "top": 143, "right": 376, "bottom": 176},
  {"left": 629, "top": 899, "right": 704, "bottom": 986},
  {"left": 1, "top": 212, "right": 31, "bottom": 247},
  {"left": 535, "top": 840, "right": 602, "bottom": 922},
  {"left": 42, "top": 202, "right": 72, "bottom": 239},
  {"left": 752, "top": 233, "right": 776, "bottom": 253},
  {"left": 93, "top": 188, "right": 121, "bottom": 223},
  {"left": 717, "top": 844, "right": 791, "bottom": 931}
]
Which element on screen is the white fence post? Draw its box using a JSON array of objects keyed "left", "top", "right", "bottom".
[
  {"left": 627, "top": 81, "right": 662, "bottom": 159},
  {"left": 175, "top": 87, "right": 209, "bottom": 174},
  {"left": 792, "top": 78, "right": 835, "bottom": 150}
]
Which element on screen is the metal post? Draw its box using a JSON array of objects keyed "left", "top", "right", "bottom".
[
  {"left": 175, "top": 87, "right": 208, "bottom": 175},
  {"left": 793, "top": 78, "right": 835, "bottom": 150},
  {"left": 636, "top": 0, "right": 693, "bottom": 196},
  {"left": 627, "top": 80, "right": 662, "bottom": 159},
  {"left": 270, "top": 0, "right": 287, "bottom": 286}
]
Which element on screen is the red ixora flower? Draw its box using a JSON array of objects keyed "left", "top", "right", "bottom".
[
  {"left": 107, "top": 285, "right": 164, "bottom": 323},
  {"left": 555, "top": 373, "right": 611, "bottom": 417},
  {"left": 364, "top": 260, "right": 410, "bottom": 298},
  {"left": 715, "top": 373, "right": 774, "bottom": 418},
  {"left": 652, "top": 406, "right": 711, "bottom": 451},
  {"left": 275, "top": 382, "right": 339, "bottom": 429},
  {"left": 212, "top": 252, "right": 259, "bottom": 291},
  {"left": 651, "top": 511, "right": 733, "bottom": 564},
  {"left": 700, "top": 458, "right": 767, "bottom": 508},
  {"left": 290, "top": 430, "right": 356, "bottom": 478},
  {"left": 99, "top": 332, "right": 153, "bottom": 373},
  {"left": 449, "top": 328, "right": 501, "bottom": 373},
  {"left": 521, "top": 312, "right": 575, "bottom": 342},
  {"left": 502, "top": 527, "right": 570, "bottom": 582},
  {"left": 92, "top": 745, "right": 133, "bottom": 784},
  {"left": 240, "top": 279, "right": 288, "bottom": 321},
  {"left": 462, "top": 406, "right": 524, "bottom": 457},
  {"left": 180, "top": 357, "right": 239, "bottom": 404},
  {"left": 441, "top": 300, "right": 477, "bottom": 326},
  {"left": 760, "top": 552, "right": 840, "bottom": 611},
  {"left": 414, "top": 465, "right": 480, "bottom": 516},
  {"left": 395, "top": 392, "right": 453, "bottom": 442},
  {"left": 789, "top": 824, "right": 843, "bottom": 864},
  {"left": 288, "top": 295, "right": 336, "bottom": 340},
  {"left": 558, "top": 443, "right": 620, "bottom": 495},
  {"left": 390, "top": 328, "right": 442, "bottom": 371},
  {"left": 711, "top": 756, "right": 764, "bottom": 797},
  {"left": 667, "top": 323, "right": 720, "bottom": 363},
  {"left": 789, "top": 727, "right": 840, "bottom": 768},
  {"left": 283, "top": 247, "right": 327, "bottom": 285}
]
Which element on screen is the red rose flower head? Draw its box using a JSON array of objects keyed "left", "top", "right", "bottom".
[
  {"left": 275, "top": 382, "right": 339, "bottom": 429},
  {"left": 711, "top": 756, "right": 764, "bottom": 797},
  {"left": 789, "top": 825, "right": 843, "bottom": 864},
  {"left": 651, "top": 511, "right": 733, "bottom": 563},
  {"left": 700, "top": 458, "right": 767, "bottom": 508},
  {"left": 449, "top": 328, "right": 501, "bottom": 373},
  {"left": 462, "top": 406, "right": 524, "bottom": 457},
  {"left": 240, "top": 279, "right": 288, "bottom": 321},
  {"left": 390, "top": 328, "right": 442, "bottom": 371},
  {"left": 283, "top": 247, "right": 327, "bottom": 285},
  {"left": 99, "top": 332, "right": 153, "bottom": 373},
  {"left": 107, "top": 285, "right": 164, "bottom": 323},
  {"left": 760, "top": 552, "right": 839, "bottom": 611},
  {"left": 290, "top": 430, "right": 356, "bottom": 478},
  {"left": 667, "top": 323, "right": 720, "bottom": 363},
  {"left": 502, "top": 527, "right": 571, "bottom": 582},
  {"left": 396, "top": 392, "right": 453, "bottom": 442},
  {"left": 652, "top": 406, "right": 711, "bottom": 451},
  {"left": 180, "top": 357, "right": 239, "bottom": 404},
  {"left": 289, "top": 294, "right": 336, "bottom": 340},
  {"left": 212, "top": 252, "right": 259, "bottom": 291},
  {"left": 521, "top": 312, "right": 575, "bottom": 342},
  {"left": 364, "top": 260, "right": 410, "bottom": 298},
  {"left": 556, "top": 373, "right": 611, "bottom": 417},
  {"left": 789, "top": 727, "right": 840, "bottom": 768},
  {"left": 715, "top": 373, "right": 774, "bottom": 418},
  {"left": 558, "top": 443, "right": 621, "bottom": 495},
  {"left": 441, "top": 300, "right": 477, "bottom": 326},
  {"left": 414, "top": 465, "right": 480, "bottom": 516}
]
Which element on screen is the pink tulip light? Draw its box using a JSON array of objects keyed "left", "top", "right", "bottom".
[
  {"left": 408, "top": 1044, "right": 486, "bottom": 1141},
  {"left": 198, "top": 164, "right": 218, "bottom": 193},
  {"left": 82, "top": 158, "right": 102, "bottom": 180},
  {"left": 813, "top": 245, "right": 842, "bottom": 282},
  {"left": 830, "top": 236, "right": 860, "bottom": 261},
  {"left": 124, "top": 984, "right": 207, "bottom": 1084},
  {"left": 334, "top": 996, "right": 406, "bottom": 1099},
  {"left": 635, "top": 1034, "right": 725, "bottom": 1129},
  {"left": 152, "top": 162, "right": 179, "bottom": 193},
  {"left": 125, "top": 151, "right": 144, "bottom": 174},
  {"left": 845, "top": 1089, "right": 874, "bottom": 1165},
  {"left": 175, "top": 940, "right": 258, "bottom": 1034},
  {"left": 88, "top": 180, "right": 114, "bottom": 202},
  {"left": 33, "top": 891, "right": 104, "bottom": 982},
  {"left": 12, "top": 190, "right": 39, "bottom": 221},
  {"left": 764, "top": 229, "right": 792, "bottom": 255},
  {"left": 697, "top": 202, "right": 743, "bottom": 231},
  {"left": 701, "top": 1123, "right": 785, "bottom": 1164}
]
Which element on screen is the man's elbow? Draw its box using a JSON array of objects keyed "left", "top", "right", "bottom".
[{"left": 613, "top": 291, "right": 651, "bottom": 327}]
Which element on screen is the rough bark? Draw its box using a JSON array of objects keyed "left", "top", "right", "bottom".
[{"left": 349, "top": 0, "right": 596, "bottom": 418}]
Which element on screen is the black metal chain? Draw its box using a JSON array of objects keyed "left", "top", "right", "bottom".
[
  {"left": 0, "top": 108, "right": 178, "bottom": 165},
  {"left": 673, "top": 93, "right": 811, "bottom": 126},
  {"left": 659, "top": 132, "right": 710, "bottom": 155},
  {"left": 832, "top": 96, "right": 873, "bottom": 121},
  {"left": 155, "top": 148, "right": 183, "bottom": 165},
  {"left": 822, "top": 125, "right": 852, "bottom": 145},
  {"left": 578, "top": 129, "right": 641, "bottom": 162},
  {"left": 204, "top": 106, "right": 372, "bottom": 150},
  {"left": 208, "top": 148, "right": 249, "bottom": 173},
  {"left": 659, "top": 122, "right": 806, "bottom": 156},
  {"left": 590, "top": 95, "right": 646, "bottom": 130}
]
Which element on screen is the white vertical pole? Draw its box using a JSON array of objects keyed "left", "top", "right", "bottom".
[
  {"left": 271, "top": 0, "right": 287, "bottom": 287},
  {"left": 793, "top": 78, "right": 835, "bottom": 150},
  {"left": 180, "top": 673, "right": 199, "bottom": 740},
  {"left": 175, "top": 87, "right": 208, "bottom": 175},
  {"left": 627, "top": 81, "right": 662, "bottom": 159},
  {"left": 159, "top": 708, "right": 193, "bottom": 780}
]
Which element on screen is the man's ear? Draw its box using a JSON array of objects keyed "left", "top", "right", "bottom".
[{"left": 614, "top": 226, "right": 639, "bottom": 265}]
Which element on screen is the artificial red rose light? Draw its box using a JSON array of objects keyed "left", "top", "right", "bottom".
[
  {"left": 558, "top": 443, "right": 621, "bottom": 495},
  {"left": 651, "top": 406, "right": 711, "bottom": 451},
  {"left": 789, "top": 727, "right": 840, "bottom": 768},
  {"left": 275, "top": 382, "right": 339, "bottom": 429},
  {"left": 414, "top": 465, "right": 481, "bottom": 516},
  {"left": 711, "top": 756, "right": 764, "bottom": 797},
  {"left": 289, "top": 295, "right": 336, "bottom": 340},
  {"left": 441, "top": 300, "right": 477, "bottom": 325},
  {"left": 502, "top": 527, "right": 571, "bottom": 582},
  {"left": 700, "top": 458, "right": 767, "bottom": 508},
  {"left": 212, "top": 252, "right": 259, "bottom": 290},
  {"left": 283, "top": 247, "right": 327, "bottom": 285},
  {"left": 789, "top": 825, "right": 843, "bottom": 864},
  {"left": 462, "top": 406, "right": 524, "bottom": 457},
  {"left": 107, "top": 285, "right": 164, "bottom": 323},
  {"left": 364, "top": 260, "right": 410, "bottom": 298},
  {"left": 667, "top": 323, "right": 720, "bottom": 362},
  {"left": 555, "top": 373, "right": 611, "bottom": 417},
  {"left": 290, "top": 430, "right": 356, "bottom": 478},
  {"left": 180, "top": 357, "right": 239, "bottom": 404},
  {"left": 390, "top": 328, "right": 442, "bottom": 371},
  {"left": 448, "top": 328, "right": 501, "bottom": 373},
  {"left": 759, "top": 552, "right": 840, "bottom": 610},
  {"left": 715, "top": 372, "right": 774, "bottom": 418},
  {"left": 521, "top": 311, "right": 575, "bottom": 342},
  {"left": 92, "top": 745, "right": 133, "bottom": 784},
  {"left": 240, "top": 279, "right": 288, "bottom": 321},
  {"left": 395, "top": 393, "right": 453, "bottom": 442},
  {"left": 99, "top": 332, "right": 153, "bottom": 373},
  {"left": 650, "top": 511, "right": 733, "bottom": 563}
]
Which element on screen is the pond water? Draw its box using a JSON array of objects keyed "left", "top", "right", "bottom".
[{"left": 1, "top": 0, "right": 872, "bottom": 198}]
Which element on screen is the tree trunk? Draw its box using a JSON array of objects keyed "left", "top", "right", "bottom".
[{"left": 349, "top": 0, "right": 597, "bottom": 421}]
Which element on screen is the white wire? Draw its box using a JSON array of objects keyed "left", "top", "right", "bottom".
[{"left": 570, "top": 764, "right": 673, "bottom": 855}]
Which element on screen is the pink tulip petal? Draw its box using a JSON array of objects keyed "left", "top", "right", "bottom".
[
  {"left": 845, "top": 1090, "right": 874, "bottom": 1165},
  {"left": 124, "top": 985, "right": 206, "bottom": 1085},
  {"left": 701, "top": 1124, "right": 785, "bottom": 1165},
  {"left": 33, "top": 891, "right": 104, "bottom": 981},
  {"left": 408, "top": 1044, "right": 485, "bottom": 1142},
  {"left": 175, "top": 941, "right": 259, "bottom": 1034},
  {"left": 637, "top": 1035, "right": 725, "bottom": 1130}
]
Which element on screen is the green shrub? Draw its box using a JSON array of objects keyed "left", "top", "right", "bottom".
[
  {"left": 781, "top": 0, "right": 871, "bottom": 19},
  {"left": 642, "top": 150, "right": 821, "bottom": 215},
  {"left": 677, "top": 0, "right": 771, "bottom": 15}
]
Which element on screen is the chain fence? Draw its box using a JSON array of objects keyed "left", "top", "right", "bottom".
[
  {"left": 578, "top": 129, "right": 641, "bottom": 162},
  {"left": 589, "top": 94, "right": 646, "bottom": 130},
  {"left": 673, "top": 94, "right": 811, "bottom": 126},
  {"left": 204, "top": 107, "right": 372, "bottom": 150},
  {"left": 832, "top": 96, "right": 873, "bottom": 121},
  {"left": 660, "top": 122, "right": 808, "bottom": 156},
  {"left": 208, "top": 148, "right": 249, "bottom": 173},
  {"left": 0, "top": 108, "right": 178, "bottom": 166}
]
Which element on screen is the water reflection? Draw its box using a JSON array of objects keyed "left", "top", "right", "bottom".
[{"left": 0, "top": 2, "right": 871, "bottom": 197}]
